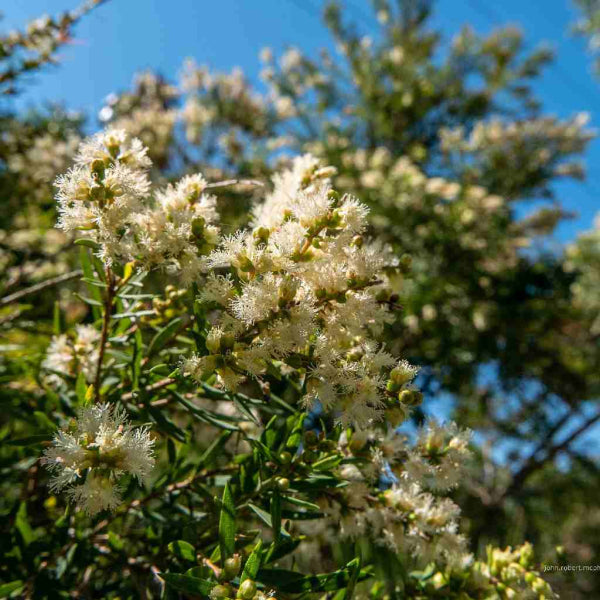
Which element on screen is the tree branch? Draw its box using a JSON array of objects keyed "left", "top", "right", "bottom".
[
  {"left": 500, "top": 408, "right": 600, "bottom": 500},
  {"left": 205, "top": 179, "right": 264, "bottom": 190},
  {"left": 0, "top": 269, "right": 82, "bottom": 306}
]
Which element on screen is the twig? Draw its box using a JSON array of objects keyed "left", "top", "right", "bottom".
[
  {"left": 70, "top": 0, "right": 110, "bottom": 22},
  {"left": 0, "top": 269, "right": 82, "bottom": 306},
  {"left": 122, "top": 377, "right": 176, "bottom": 401},
  {"left": 205, "top": 179, "right": 264, "bottom": 190},
  {"left": 94, "top": 267, "right": 116, "bottom": 400},
  {"left": 500, "top": 408, "right": 600, "bottom": 500}
]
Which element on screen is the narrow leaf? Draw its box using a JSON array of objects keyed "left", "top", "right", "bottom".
[
  {"left": 148, "top": 317, "right": 183, "bottom": 356},
  {"left": 160, "top": 573, "right": 214, "bottom": 596},
  {"left": 168, "top": 540, "right": 196, "bottom": 562},
  {"left": 271, "top": 491, "right": 282, "bottom": 543},
  {"left": 241, "top": 539, "right": 263, "bottom": 583},
  {"left": 219, "top": 483, "right": 236, "bottom": 561}
]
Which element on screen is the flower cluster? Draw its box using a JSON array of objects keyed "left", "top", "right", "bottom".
[
  {"left": 42, "top": 403, "right": 154, "bottom": 515},
  {"left": 333, "top": 423, "right": 471, "bottom": 564},
  {"left": 55, "top": 129, "right": 220, "bottom": 283},
  {"left": 293, "top": 422, "right": 556, "bottom": 598},
  {"left": 183, "top": 154, "right": 418, "bottom": 428},
  {"left": 42, "top": 324, "right": 100, "bottom": 387},
  {"left": 55, "top": 129, "right": 152, "bottom": 264}
]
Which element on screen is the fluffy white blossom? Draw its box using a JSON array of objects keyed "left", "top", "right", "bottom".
[
  {"left": 185, "top": 155, "right": 416, "bottom": 427},
  {"left": 55, "top": 130, "right": 219, "bottom": 283},
  {"left": 55, "top": 133, "right": 417, "bottom": 426},
  {"left": 55, "top": 129, "right": 152, "bottom": 264},
  {"left": 42, "top": 403, "right": 155, "bottom": 515}
]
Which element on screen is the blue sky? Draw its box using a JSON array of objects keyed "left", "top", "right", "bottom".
[{"left": 2, "top": 0, "right": 598, "bottom": 242}]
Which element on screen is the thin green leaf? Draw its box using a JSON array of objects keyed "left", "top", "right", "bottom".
[
  {"left": 0, "top": 581, "right": 24, "bottom": 597},
  {"left": 160, "top": 573, "right": 214, "bottom": 596},
  {"left": 312, "top": 455, "right": 342, "bottom": 471},
  {"left": 241, "top": 539, "right": 263, "bottom": 582},
  {"left": 271, "top": 490, "right": 282, "bottom": 543},
  {"left": 219, "top": 483, "right": 236, "bottom": 561},
  {"left": 284, "top": 496, "right": 321, "bottom": 511},
  {"left": 168, "top": 540, "right": 196, "bottom": 562},
  {"left": 257, "top": 560, "right": 369, "bottom": 593},
  {"left": 76, "top": 372, "right": 87, "bottom": 404},
  {"left": 247, "top": 502, "right": 272, "bottom": 527},
  {"left": 112, "top": 310, "right": 155, "bottom": 319},
  {"left": 74, "top": 293, "right": 103, "bottom": 307},
  {"left": 148, "top": 317, "right": 183, "bottom": 356},
  {"left": 74, "top": 238, "right": 100, "bottom": 250}
]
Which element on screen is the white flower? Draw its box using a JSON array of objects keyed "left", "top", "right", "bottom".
[
  {"left": 68, "top": 473, "right": 122, "bottom": 515},
  {"left": 42, "top": 404, "right": 155, "bottom": 515}
]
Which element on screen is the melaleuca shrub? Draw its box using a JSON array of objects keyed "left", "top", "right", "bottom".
[{"left": 28, "top": 129, "right": 557, "bottom": 599}]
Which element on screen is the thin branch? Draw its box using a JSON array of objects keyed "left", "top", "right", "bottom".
[
  {"left": 121, "top": 377, "right": 176, "bottom": 402},
  {"left": 205, "top": 179, "right": 265, "bottom": 190},
  {"left": 500, "top": 408, "right": 600, "bottom": 500},
  {"left": 0, "top": 269, "right": 82, "bottom": 306},
  {"left": 94, "top": 268, "right": 116, "bottom": 400}
]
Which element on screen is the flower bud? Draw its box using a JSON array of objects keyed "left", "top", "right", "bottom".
[
  {"left": 351, "top": 235, "right": 363, "bottom": 248},
  {"left": 89, "top": 182, "right": 105, "bottom": 202},
  {"left": 327, "top": 189, "right": 340, "bottom": 206},
  {"left": 276, "top": 477, "right": 290, "bottom": 491},
  {"left": 211, "top": 584, "right": 231, "bottom": 599},
  {"left": 398, "top": 389, "right": 423, "bottom": 407},
  {"left": 237, "top": 580, "right": 256, "bottom": 600},
  {"left": 223, "top": 554, "right": 242, "bottom": 579},
  {"left": 253, "top": 227, "right": 270, "bottom": 245},
  {"left": 237, "top": 255, "right": 255, "bottom": 273},
  {"left": 206, "top": 329, "right": 222, "bottom": 354},
  {"left": 192, "top": 217, "right": 206, "bottom": 239},
  {"left": 90, "top": 158, "right": 106, "bottom": 178},
  {"left": 389, "top": 361, "right": 418, "bottom": 387},
  {"left": 278, "top": 451, "right": 292, "bottom": 464}
]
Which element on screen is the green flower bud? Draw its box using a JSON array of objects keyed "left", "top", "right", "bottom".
[
  {"left": 398, "top": 389, "right": 423, "bottom": 407},
  {"left": 386, "top": 380, "right": 401, "bottom": 394},
  {"left": 89, "top": 182, "right": 105, "bottom": 202},
  {"left": 237, "top": 580, "right": 256, "bottom": 600},
  {"left": 351, "top": 235, "right": 364, "bottom": 248},
  {"left": 224, "top": 554, "right": 242, "bottom": 579},
  {"left": 278, "top": 451, "right": 292, "bottom": 464},
  {"left": 253, "top": 226, "right": 270, "bottom": 245},
  {"left": 210, "top": 584, "right": 231, "bottom": 599},
  {"left": 327, "top": 189, "right": 340, "bottom": 206},
  {"left": 237, "top": 255, "right": 255, "bottom": 273},
  {"left": 276, "top": 477, "right": 290, "bottom": 491},
  {"left": 90, "top": 158, "right": 106, "bottom": 178},
  {"left": 192, "top": 216, "right": 206, "bottom": 238}
]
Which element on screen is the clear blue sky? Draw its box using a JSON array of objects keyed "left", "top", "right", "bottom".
[{"left": 2, "top": 0, "right": 598, "bottom": 242}]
